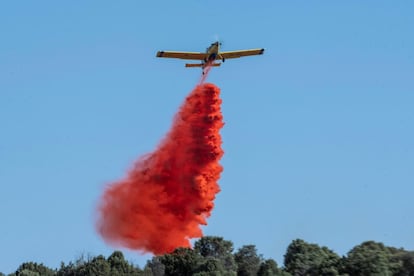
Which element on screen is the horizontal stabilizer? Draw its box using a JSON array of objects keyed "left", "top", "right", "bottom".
[
  {"left": 185, "top": 63, "right": 221, "bottom": 68},
  {"left": 185, "top": 63, "right": 203, "bottom": 67}
]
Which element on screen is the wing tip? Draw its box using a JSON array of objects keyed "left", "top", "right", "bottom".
[
  {"left": 260, "top": 48, "right": 265, "bottom": 55},
  {"left": 156, "top": 51, "right": 164, "bottom": 57}
]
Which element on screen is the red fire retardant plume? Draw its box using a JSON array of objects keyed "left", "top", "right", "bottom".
[{"left": 96, "top": 83, "right": 224, "bottom": 255}]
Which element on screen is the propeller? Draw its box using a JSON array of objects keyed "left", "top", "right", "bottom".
[{"left": 212, "top": 34, "right": 223, "bottom": 47}]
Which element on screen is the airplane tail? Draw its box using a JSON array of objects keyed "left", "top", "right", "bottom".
[{"left": 185, "top": 63, "right": 221, "bottom": 68}]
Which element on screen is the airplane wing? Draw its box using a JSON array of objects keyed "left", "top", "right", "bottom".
[
  {"left": 156, "top": 51, "right": 206, "bottom": 60},
  {"left": 218, "top": 48, "right": 265, "bottom": 60}
]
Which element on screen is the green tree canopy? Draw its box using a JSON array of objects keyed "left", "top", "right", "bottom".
[
  {"left": 284, "top": 239, "right": 341, "bottom": 276},
  {"left": 13, "top": 262, "right": 55, "bottom": 276},
  {"left": 145, "top": 257, "right": 165, "bottom": 276},
  {"left": 74, "top": 255, "right": 111, "bottom": 276},
  {"left": 234, "top": 245, "right": 262, "bottom": 276},
  {"left": 107, "top": 250, "right": 141, "bottom": 274},
  {"left": 193, "top": 257, "right": 226, "bottom": 276},
  {"left": 257, "top": 259, "right": 289, "bottom": 276},
  {"left": 194, "top": 236, "right": 237, "bottom": 274},
  {"left": 343, "top": 241, "right": 402, "bottom": 276},
  {"left": 158, "top": 247, "right": 202, "bottom": 276},
  {"left": 6, "top": 237, "right": 414, "bottom": 275},
  {"left": 396, "top": 251, "right": 414, "bottom": 276}
]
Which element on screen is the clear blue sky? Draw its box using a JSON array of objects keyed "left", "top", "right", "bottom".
[{"left": 1, "top": 1, "right": 413, "bottom": 274}]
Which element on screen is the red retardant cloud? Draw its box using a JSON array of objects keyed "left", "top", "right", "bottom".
[{"left": 96, "top": 83, "right": 224, "bottom": 255}]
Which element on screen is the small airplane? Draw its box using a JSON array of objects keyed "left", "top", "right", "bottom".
[{"left": 156, "top": 42, "right": 264, "bottom": 73}]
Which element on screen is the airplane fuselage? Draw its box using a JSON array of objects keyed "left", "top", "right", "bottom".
[{"left": 206, "top": 42, "right": 220, "bottom": 62}]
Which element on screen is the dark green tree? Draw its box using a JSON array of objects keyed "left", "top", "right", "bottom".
[
  {"left": 14, "top": 271, "right": 41, "bottom": 276},
  {"left": 396, "top": 251, "right": 414, "bottom": 276},
  {"left": 284, "top": 239, "right": 341, "bottom": 276},
  {"left": 258, "top": 259, "right": 290, "bottom": 276},
  {"left": 383, "top": 246, "right": 414, "bottom": 276},
  {"left": 55, "top": 251, "right": 143, "bottom": 276},
  {"left": 343, "top": 241, "right": 401, "bottom": 276},
  {"left": 57, "top": 261, "right": 76, "bottom": 276},
  {"left": 234, "top": 245, "right": 262, "bottom": 276},
  {"left": 194, "top": 236, "right": 237, "bottom": 274},
  {"left": 159, "top": 247, "right": 202, "bottom": 276},
  {"left": 13, "top": 262, "right": 55, "bottom": 276},
  {"left": 75, "top": 255, "right": 111, "bottom": 276},
  {"left": 258, "top": 259, "right": 278, "bottom": 276},
  {"left": 193, "top": 258, "right": 226, "bottom": 276},
  {"left": 145, "top": 257, "right": 165, "bottom": 276},
  {"left": 107, "top": 251, "right": 141, "bottom": 274}
]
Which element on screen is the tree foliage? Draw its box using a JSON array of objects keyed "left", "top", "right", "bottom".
[
  {"left": 12, "top": 262, "right": 56, "bottom": 276},
  {"left": 257, "top": 259, "right": 289, "bottom": 276},
  {"left": 194, "top": 236, "right": 237, "bottom": 274},
  {"left": 395, "top": 251, "right": 414, "bottom": 276},
  {"left": 193, "top": 258, "right": 226, "bottom": 276},
  {"left": 342, "top": 241, "right": 405, "bottom": 276},
  {"left": 54, "top": 252, "right": 142, "bottom": 276},
  {"left": 6, "top": 236, "right": 414, "bottom": 276},
  {"left": 158, "top": 247, "right": 201, "bottom": 276},
  {"left": 284, "top": 239, "right": 341, "bottom": 276},
  {"left": 145, "top": 257, "right": 165, "bottom": 276},
  {"left": 107, "top": 251, "right": 139, "bottom": 274},
  {"left": 234, "top": 245, "right": 262, "bottom": 276}
]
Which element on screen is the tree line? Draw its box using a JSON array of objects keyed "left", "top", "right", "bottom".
[{"left": 3, "top": 236, "right": 414, "bottom": 275}]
